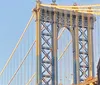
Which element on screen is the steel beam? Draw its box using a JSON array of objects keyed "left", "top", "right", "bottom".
[
  {"left": 35, "top": 3, "right": 95, "bottom": 85},
  {"left": 88, "top": 14, "right": 94, "bottom": 78},
  {"left": 36, "top": 1, "right": 41, "bottom": 85},
  {"left": 72, "top": 12, "right": 80, "bottom": 84},
  {"left": 36, "top": 2, "right": 58, "bottom": 85}
]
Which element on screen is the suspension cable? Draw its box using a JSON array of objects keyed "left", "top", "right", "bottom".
[
  {"left": 26, "top": 39, "right": 72, "bottom": 85},
  {"left": 4, "top": 3, "right": 100, "bottom": 84},
  {"left": 8, "top": 40, "right": 36, "bottom": 85},
  {"left": 41, "top": 4, "right": 100, "bottom": 10},
  {"left": 40, "top": 4, "right": 100, "bottom": 15},
  {"left": 2, "top": 3, "right": 100, "bottom": 84},
  {"left": 58, "top": 27, "right": 66, "bottom": 39},
  {"left": 25, "top": 73, "right": 36, "bottom": 85},
  {"left": 0, "top": 14, "right": 34, "bottom": 77},
  {"left": 7, "top": 17, "right": 66, "bottom": 84},
  {"left": 58, "top": 39, "right": 72, "bottom": 60},
  {"left": 6, "top": 10, "right": 69, "bottom": 85},
  {"left": 25, "top": 29, "right": 69, "bottom": 85},
  {"left": 41, "top": 4, "right": 100, "bottom": 8}
]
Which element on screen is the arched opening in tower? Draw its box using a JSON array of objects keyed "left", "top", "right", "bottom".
[{"left": 58, "top": 27, "right": 73, "bottom": 85}]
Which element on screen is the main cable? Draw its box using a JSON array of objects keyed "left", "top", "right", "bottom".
[
  {"left": 41, "top": 4, "right": 100, "bottom": 8},
  {"left": 8, "top": 40, "right": 36, "bottom": 85},
  {"left": 26, "top": 39, "right": 72, "bottom": 85},
  {"left": 0, "top": 14, "right": 34, "bottom": 77}
]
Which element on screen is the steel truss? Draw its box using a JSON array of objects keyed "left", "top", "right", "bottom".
[{"left": 35, "top": 1, "right": 95, "bottom": 85}]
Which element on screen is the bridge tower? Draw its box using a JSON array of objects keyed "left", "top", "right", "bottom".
[{"left": 35, "top": 1, "right": 95, "bottom": 85}]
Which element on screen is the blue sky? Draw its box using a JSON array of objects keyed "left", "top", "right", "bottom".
[
  {"left": 0, "top": 0, "right": 34, "bottom": 71},
  {"left": 0, "top": 0, "right": 100, "bottom": 83}
]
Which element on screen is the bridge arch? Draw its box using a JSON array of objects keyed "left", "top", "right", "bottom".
[
  {"left": 36, "top": 3, "right": 95, "bottom": 84},
  {"left": 58, "top": 27, "right": 73, "bottom": 85}
]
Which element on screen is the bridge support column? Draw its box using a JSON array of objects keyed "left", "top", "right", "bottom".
[
  {"left": 88, "top": 15, "right": 94, "bottom": 78},
  {"left": 72, "top": 13, "right": 79, "bottom": 84},
  {"left": 72, "top": 13, "right": 94, "bottom": 84},
  {"left": 35, "top": 1, "right": 58, "bottom": 85},
  {"left": 36, "top": 1, "right": 41, "bottom": 85}
]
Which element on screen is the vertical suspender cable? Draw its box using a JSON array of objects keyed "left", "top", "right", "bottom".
[
  {"left": 25, "top": 15, "right": 72, "bottom": 85},
  {"left": 68, "top": 27, "right": 70, "bottom": 84},
  {"left": 95, "top": 16, "right": 97, "bottom": 73},
  {"left": 24, "top": 35, "right": 26, "bottom": 85},
  {"left": 26, "top": 39, "right": 72, "bottom": 85},
  {"left": 18, "top": 44, "right": 20, "bottom": 85},
  {"left": 64, "top": 10, "right": 66, "bottom": 85},
  {"left": 60, "top": 10, "right": 62, "bottom": 84},
  {"left": 8, "top": 40, "right": 36, "bottom": 85},
  {"left": 14, "top": 53, "right": 15, "bottom": 85},
  {"left": 98, "top": 16, "right": 100, "bottom": 60},
  {"left": 0, "top": 14, "right": 34, "bottom": 77},
  {"left": 27, "top": 21, "right": 30, "bottom": 81},
  {"left": 94, "top": 16, "right": 97, "bottom": 76},
  {"left": 70, "top": 11, "right": 72, "bottom": 84},
  {"left": 31, "top": 44, "right": 34, "bottom": 84},
  {"left": 21, "top": 41, "right": 22, "bottom": 85},
  {"left": 31, "top": 22, "right": 34, "bottom": 85}
]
